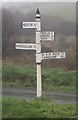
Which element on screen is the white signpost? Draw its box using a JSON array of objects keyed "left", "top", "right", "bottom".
[{"left": 15, "top": 8, "right": 66, "bottom": 97}]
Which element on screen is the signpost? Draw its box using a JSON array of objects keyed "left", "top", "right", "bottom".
[{"left": 15, "top": 8, "right": 66, "bottom": 97}]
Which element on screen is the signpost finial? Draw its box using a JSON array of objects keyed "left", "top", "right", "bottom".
[
  {"left": 36, "top": 8, "right": 40, "bottom": 14},
  {"left": 35, "top": 8, "right": 41, "bottom": 19}
]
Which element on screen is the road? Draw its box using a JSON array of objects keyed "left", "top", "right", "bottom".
[{"left": 1, "top": 87, "right": 76, "bottom": 104}]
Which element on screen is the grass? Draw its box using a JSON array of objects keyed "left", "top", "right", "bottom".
[
  {"left": 0, "top": 97, "right": 2, "bottom": 119},
  {"left": 2, "top": 96, "right": 76, "bottom": 118},
  {"left": 2, "top": 64, "right": 76, "bottom": 92}
]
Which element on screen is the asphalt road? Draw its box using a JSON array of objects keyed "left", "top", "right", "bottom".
[{"left": 1, "top": 87, "right": 76, "bottom": 104}]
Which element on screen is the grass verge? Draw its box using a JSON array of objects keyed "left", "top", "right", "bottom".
[
  {"left": 2, "top": 64, "right": 76, "bottom": 92},
  {"left": 2, "top": 96, "right": 76, "bottom": 118}
]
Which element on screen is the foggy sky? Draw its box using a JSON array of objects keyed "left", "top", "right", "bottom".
[{"left": 1, "top": 0, "right": 77, "bottom": 2}]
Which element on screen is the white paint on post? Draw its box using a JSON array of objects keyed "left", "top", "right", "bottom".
[
  {"left": 37, "top": 64, "right": 42, "bottom": 97},
  {"left": 36, "top": 31, "right": 41, "bottom": 43},
  {"left": 36, "top": 22, "right": 41, "bottom": 31},
  {"left": 35, "top": 8, "right": 42, "bottom": 97},
  {"left": 36, "top": 53, "right": 42, "bottom": 63},
  {"left": 36, "top": 43, "right": 41, "bottom": 53}
]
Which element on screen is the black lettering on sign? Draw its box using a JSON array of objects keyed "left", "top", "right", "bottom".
[
  {"left": 25, "top": 23, "right": 29, "bottom": 26},
  {"left": 26, "top": 45, "right": 32, "bottom": 48},
  {"left": 53, "top": 53, "right": 55, "bottom": 55},
  {"left": 49, "top": 53, "right": 51, "bottom": 55},
  {"left": 30, "top": 23, "right": 33, "bottom": 26},
  {"left": 34, "top": 23, "right": 36, "bottom": 26},
  {"left": 57, "top": 53, "right": 60, "bottom": 55},
  {"left": 61, "top": 52, "right": 64, "bottom": 55},
  {"left": 23, "top": 23, "right": 26, "bottom": 26}
]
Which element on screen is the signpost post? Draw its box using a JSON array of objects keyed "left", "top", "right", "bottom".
[
  {"left": 15, "top": 8, "right": 66, "bottom": 97},
  {"left": 35, "top": 8, "right": 42, "bottom": 97}
]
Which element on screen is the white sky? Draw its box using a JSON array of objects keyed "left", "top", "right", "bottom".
[{"left": 1, "top": 0, "right": 77, "bottom": 2}]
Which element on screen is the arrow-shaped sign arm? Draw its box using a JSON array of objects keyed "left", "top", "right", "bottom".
[{"left": 15, "top": 43, "right": 36, "bottom": 50}]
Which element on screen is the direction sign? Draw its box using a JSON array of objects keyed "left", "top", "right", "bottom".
[
  {"left": 22, "top": 22, "right": 40, "bottom": 29},
  {"left": 15, "top": 43, "right": 36, "bottom": 50},
  {"left": 22, "top": 22, "right": 36, "bottom": 28},
  {"left": 40, "top": 31, "right": 54, "bottom": 41},
  {"left": 42, "top": 52, "right": 66, "bottom": 60}
]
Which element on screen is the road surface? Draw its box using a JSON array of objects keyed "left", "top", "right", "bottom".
[{"left": 1, "top": 87, "right": 76, "bottom": 104}]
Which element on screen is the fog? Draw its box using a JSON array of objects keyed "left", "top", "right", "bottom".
[{"left": 2, "top": 2, "right": 76, "bottom": 69}]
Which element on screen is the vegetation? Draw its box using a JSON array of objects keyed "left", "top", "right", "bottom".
[
  {"left": 0, "top": 97, "right": 2, "bottom": 119},
  {"left": 2, "top": 64, "right": 76, "bottom": 92},
  {"left": 2, "top": 96, "right": 76, "bottom": 118}
]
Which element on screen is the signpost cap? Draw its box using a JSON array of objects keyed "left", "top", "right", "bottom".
[{"left": 35, "top": 8, "right": 41, "bottom": 18}]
